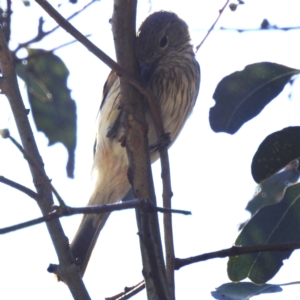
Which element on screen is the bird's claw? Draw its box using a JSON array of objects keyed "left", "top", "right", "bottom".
[{"left": 149, "top": 132, "right": 171, "bottom": 152}]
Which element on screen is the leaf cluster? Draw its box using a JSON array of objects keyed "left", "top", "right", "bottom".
[{"left": 210, "top": 60, "right": 300, "bottom": 295}]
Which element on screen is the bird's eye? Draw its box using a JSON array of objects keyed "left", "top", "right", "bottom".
[{"left": 159, "top": 35, "right": 168, "bottom": 48}]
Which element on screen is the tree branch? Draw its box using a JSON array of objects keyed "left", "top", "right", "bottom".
[
  {"left": 175, "top": 243, "right": 300, "bottom": 270},
  {"left": 160, "top": 144, "right": 175, "bottom": 299},
  {"left": 0, "top": 175, "right": 39, "bottom": 200},
  {"left": 106, "top": 280, "right": 145, "bottom": 300},
  {"left": 0, "top": 199, "right": 191, "bottom": 235},
  {"left": 4, "top": 0, "right": 12, "bottom": 42},
  {"left": 104, "top": 240, "right": 300, "bottom": 298},
  {"left": 2, "top": 130, "right": 66, "bottom": 206},
  {"left": 0, "top": 27, "right": 91, "bottom": 300},
  {"left": 111, "top": 1, "right": 170, "bottom": 299}
]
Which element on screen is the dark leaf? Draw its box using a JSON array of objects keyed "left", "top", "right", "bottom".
[
  {"left": 211, "top": 282, "right": 282, "bottom": 300},
  {"left": 209, "top": 62, "right": 299, "bottom": 134},
  {"left": 16, "top": 49, "right": 77, "bottom": 178},
  {"left": 228, "top": 183, "right": 300, "bottom": 284},
  {"left": 252, "top": 127, "right": 300, "bottom": 183}
]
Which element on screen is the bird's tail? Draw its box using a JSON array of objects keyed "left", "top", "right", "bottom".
[
  {"left": 70, "top": 100, "right": 133, "bottom": 275},
  {"left": 70, "top": 146, "right": 131, "bottom": 275},
  {"left": 70, "top": 195, "right": 110, "bottom": 276}
]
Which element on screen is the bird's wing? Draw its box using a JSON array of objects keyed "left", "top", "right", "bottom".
[
  {"left": 93, "top": 71, "right": 122, "bottom": 156},
  {"left": 100, "top": 70, "right": 118, "bottom": 111}
]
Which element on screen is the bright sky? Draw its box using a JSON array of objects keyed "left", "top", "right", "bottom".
[{"left": 0, "top": 0, "right": 300, "bottom": 299}]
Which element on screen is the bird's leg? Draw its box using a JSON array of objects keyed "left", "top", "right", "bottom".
[{"left": 149, "top": 132, "right": 171, "bottom": 152}]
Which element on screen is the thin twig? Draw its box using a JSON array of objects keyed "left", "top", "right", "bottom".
[
  {"left": 195, "top": 0, "right": 230, "bottom": 52},
  {"left": 14, "top": 17, "right": 57, "bottom": 54},
  {"left": 106, "top": 280, "right": 145, "bottom": 300},
  {"left": 155, "top": 206, "right": 190, "bottom": 215},
  {"left": 106, "top": 280, "right": 300, "bottom": 300},
  {"left": 175, "top": 243, "right": 300, "bottom": 270},
  {"left": 0, "top": 199, "right": 191, "bottom": 234},
  {"left": 52, "top": 242, "right": 300, "bottom": 294},
  {"left": 14, "top": 0, "right": 97, "bottom": 53},
  {"left": 6, "top": 132, "right": 66, "bottom": 206},
  {"left": 0, "top": 175, "right": 39, "bottom": 200},
  {"left": 220, "top": 25, "right": 300, "bottom": 32},
  {"left": 35, "top": 0, "right": 129, "bottom": 76},
  {"left": 15, "top": 35, "right": 92, "bottom": 64},
  {"left": 65, "top": 0, "right": 98, "bottom": 22},
  {"left": 191, "top": 25, "right": 300, "bottom": 33},
  {"left": 49, "top": 34, "right": 92, "bottom": 52}
]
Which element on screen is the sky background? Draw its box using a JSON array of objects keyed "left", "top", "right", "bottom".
[{"left": 0, "top": 0, "right": 300, "bottom": 299}]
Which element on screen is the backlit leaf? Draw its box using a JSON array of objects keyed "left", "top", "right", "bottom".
[
  {"left": 209, "top": 62, "right": 299, "bottom": 134},
  {"left": 239, "top": 164, "right": 299, "bottom": 230},
  {"left": 16, "top": 49, "right": 77, "bottom": 178},
  {"left": 228, "top": 183, "right": 300, "bottom": 284},
  {"left": 211, "top": 282, "right": 282, "bottom": 300}
]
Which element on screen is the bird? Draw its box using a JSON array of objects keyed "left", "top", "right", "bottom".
[{"left": 70, "top": 11, "right": 200, "bottom": 276}]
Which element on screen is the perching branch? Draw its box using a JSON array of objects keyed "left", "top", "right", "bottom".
[
  {"left": 160, "top": 141, "right": 175, "bottom": 299},
  {"left": 175, "top": 243, "right": 300, "bottom": 270},
  {"left": 111, "top": 1, "right": 170, "bottom": 299},
  {"left": 0, "top": 199, "right": 191, "bottom": 235}
]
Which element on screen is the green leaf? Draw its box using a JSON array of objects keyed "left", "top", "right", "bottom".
[
  {"left": 247, "top": 167, "right": 299, "bottom": 215},
  {"left": 228, "top": 183, "right": 300, "bottom": 284},
  {"left": 239, "top": 164, "right": 299, "bottom": 230},
  {"left": 209, "top": 62, "right": 299, "bottom": 134},
  {"left": 252, "top": 127, "right": 300, "bottom": 183},
  {"left": 16, "top": 49, "right": 77, "bottom": 178},
  {"left": 211, "top": 282, "right": 282, "bottom": 300}
]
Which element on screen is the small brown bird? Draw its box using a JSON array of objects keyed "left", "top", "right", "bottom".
[{"left": 71, "top": 11, "right": 200, "bottom": 275}]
